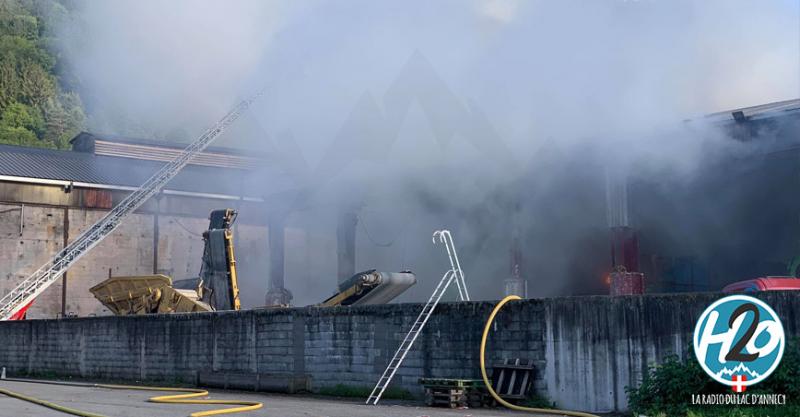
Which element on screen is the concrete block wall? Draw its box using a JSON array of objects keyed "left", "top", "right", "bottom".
[
  {"left": 0, "top": 292, "right": 798, "bottom": 412},
  {"left": 541, "top": 292, "right": 800, "bottom": 412}
]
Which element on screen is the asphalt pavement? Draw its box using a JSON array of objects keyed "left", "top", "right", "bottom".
[{"left": 0, "top": 379, "right": 554, "bottom": 417}]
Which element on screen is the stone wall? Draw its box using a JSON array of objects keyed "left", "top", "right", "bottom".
[{"left": 0, "top": 291, "right": 797, "bottom": 412}]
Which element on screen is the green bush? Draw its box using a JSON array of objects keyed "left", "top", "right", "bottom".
[{"left": 626, "top": 339, "right": 800, "bottom": 417}]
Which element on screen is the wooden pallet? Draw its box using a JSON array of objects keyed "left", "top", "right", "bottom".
[
  {"left": 419, "top": 378, "right": 489, "bottom": 408},
  {"left": 491, "top": 358, "right": 535, "bottom": 401}
]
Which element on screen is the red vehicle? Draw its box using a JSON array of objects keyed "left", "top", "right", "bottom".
[{"left": 722, "top": 276, "right": 800, "bottom": 293}]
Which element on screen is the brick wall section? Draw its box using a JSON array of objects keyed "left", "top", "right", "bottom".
[{"left": 0, "top": 292, "right": 798, "bottom": 412}]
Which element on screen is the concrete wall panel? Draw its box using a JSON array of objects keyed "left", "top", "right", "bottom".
[{"left": 0, "top": 292, "right": 797, "bottom": 411}]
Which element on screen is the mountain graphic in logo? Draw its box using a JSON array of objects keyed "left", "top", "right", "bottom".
[
  {"left": 714, "top": 362, "right": 761, "bottom": 379},
  {"left": 694, "top": 295, "right": 785, "bottom": 390}
]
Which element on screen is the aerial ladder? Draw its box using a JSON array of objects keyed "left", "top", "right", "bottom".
[{"left": 0, "top": 91, "right": 263, "bottom": 320}]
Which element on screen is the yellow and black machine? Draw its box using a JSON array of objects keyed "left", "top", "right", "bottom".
[
  {"left": 91, "top": 209, "right": 241, "bottom": 315},
  {"left": 193, "top": 208, "right": 241, "bottom": 311},
  {"left": 319, "top": 270, "right": 417, "bottom": 307},
  {"left": 91, "top": 208, "right": 417, "bottom": 315}
]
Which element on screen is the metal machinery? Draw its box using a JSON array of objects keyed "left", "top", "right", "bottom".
[
  {"left": 89, "top": 275, "right": 211, "bottom": 315},
  {"left": 194, "top": 208, "right": 241, "bottom": 311},
  {"left": 319, "top": 270, "right": 417, "bottom": 307},
  {"left": 90, "top": 209, "right": 242, "bottom": 315},
  {"left": 92, "top": 208, "right": 415, "bottom": 315},
  {"left": 0, "top": 92, "right": 262, "bottom": 320}
]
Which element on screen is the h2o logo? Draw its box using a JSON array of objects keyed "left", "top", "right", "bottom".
[{"left": 693, "top": 295, "right": 785, "bottom": 392}]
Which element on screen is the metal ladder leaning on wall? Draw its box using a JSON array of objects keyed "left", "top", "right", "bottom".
[
  {"left": 0, "top": 90, "right": 264, "bottom": 320},
  {"left": 366, "top": 230, "right": 470, "bottom": 405}
]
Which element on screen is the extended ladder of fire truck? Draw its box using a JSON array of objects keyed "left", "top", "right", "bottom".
[{"left": 0, "top": 91, "right": 263, "bottom": 320}]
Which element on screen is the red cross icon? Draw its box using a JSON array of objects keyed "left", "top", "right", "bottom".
[{"left": 732, "top": 374, "right": 747, "bottom": 393}]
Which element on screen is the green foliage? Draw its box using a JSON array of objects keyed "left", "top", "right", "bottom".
[
  {"left": 1, "top": 101, "right": 43, "bottom": 131},
  {"left": 0, "top": 0, "right": 84, "bottom": 149},
  {"left": 626, "top": 339, "right": 800, "bottom": 417}
]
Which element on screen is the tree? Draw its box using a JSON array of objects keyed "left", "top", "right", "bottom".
[{"left": 0, "top": 0, "right": 84, "bottom": 149}]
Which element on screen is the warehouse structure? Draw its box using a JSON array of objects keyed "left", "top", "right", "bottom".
[
  {"left": 633, "top": 99, "right": 800, "bottom": 292},
  {"left": 1, "top": 99, "right": 800, "bottom": 317},
  {"left": 0, "top": 132, "right": 351, "bottom": 317}
]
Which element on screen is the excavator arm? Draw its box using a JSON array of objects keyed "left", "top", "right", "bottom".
[
  {"left": 91, "top": 209, "right": 241, "bottom": 315},
  {"left": 197, "top": 209, "right": 241, "bottom": 311}
]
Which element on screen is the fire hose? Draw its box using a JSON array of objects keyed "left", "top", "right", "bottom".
[
  {"left": 480, "top": 295, "right": 600, "bottom": 417},
  {"left": 0, "top": 379, "right": 262, "bottom": 417}
]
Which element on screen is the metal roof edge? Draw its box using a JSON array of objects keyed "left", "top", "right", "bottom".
[{"left": 0, "top": 175, "right": 264, "bottom": 202}]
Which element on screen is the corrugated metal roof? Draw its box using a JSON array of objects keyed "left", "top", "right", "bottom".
[
  {"left": 69, "top": 132, "right": 269, "bottom": 170},
  {"left": 0, "top": 143, "right": 277, "bottom": 199},
  {"left": 70, "top": 132, "right": 269, "bottom": 158},
  {"left": 705, "top": 98, "right": 800, "bottom": 123},
  {"left": 92, "top": 140, "right": 264, "bottom": 170}
]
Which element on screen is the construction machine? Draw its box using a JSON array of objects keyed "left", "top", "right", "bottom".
[
  {"left": 91, "top": 209, "right": 241, "bottom": 315},
  {"left": 319, "top": 270, "right": 417, "bottom": 307},
  {"left": 92, "top": 208, "right": 417, "bottom": 315},
  {"left": 0, "top": 92, "right": 261, "bottom": 321}
]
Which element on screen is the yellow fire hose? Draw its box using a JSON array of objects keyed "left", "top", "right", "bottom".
[
  {"left": 0, "top": 380, "right": 262, "bottom": 417},
  {"left": 97, "top": 384, "right": 262, "bottom": 416},
  {"left": 480, "top": 295, "right": 600, "bottom": 417},
  {"left": 0, "top": 386, "right": 106, "bottom": 417}
]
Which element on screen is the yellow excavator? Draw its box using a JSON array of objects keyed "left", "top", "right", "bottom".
[
  {"left": 90, "top": 209, "right": 241, "bottom": 315},
  {"left": 91, "top": 208, "right": 417, "bottom": 316}
]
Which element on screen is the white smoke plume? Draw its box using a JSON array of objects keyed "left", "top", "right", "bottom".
[{"left": 57, "top": 0, "right": 799, "bottom": 305}]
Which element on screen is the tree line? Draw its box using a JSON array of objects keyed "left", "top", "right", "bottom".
[{"left": 0, "top": 0, "right": 84, "bottom": 149}]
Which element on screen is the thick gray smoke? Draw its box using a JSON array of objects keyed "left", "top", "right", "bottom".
[{"left": 58, "top": 0, "right": 799, "bottom": 305}]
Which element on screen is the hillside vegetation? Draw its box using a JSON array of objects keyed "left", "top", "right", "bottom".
[{"left": 0, "top": 0, "right": 84, "bottom": 149}]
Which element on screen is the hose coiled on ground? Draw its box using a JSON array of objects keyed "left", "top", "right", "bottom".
[
  {"left": 0, "top": 379, "right": 262, "bottom": 417},
  {"left": 479, "top": 295, "right": 600, "bottom": 417}
]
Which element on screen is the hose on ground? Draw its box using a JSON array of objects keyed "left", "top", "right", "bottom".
[
  {"left": 480, "top": 295, "right": 600, "bottom": 417},
  {"left": 0, "top": 387, "right": 107, "bottom": 417},
  {"left": 0, "top": 379, "right": 262, "bottom": 417},
  {"left": 96, "top": 384, "right": 263, "bottom": 417}
]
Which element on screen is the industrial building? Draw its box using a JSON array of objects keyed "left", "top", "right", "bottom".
[
  {"left": 631, "top": 99, "right": 800, "bottom": 292},
  {"left": 0, "top": 99, "right": 798, "bottom": 414},
  {"left": 2, "top": 99, "right": 800, "bottom": 318},
  {"left": 0, "top": 132, "right": 337, "bottom": 317}
]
